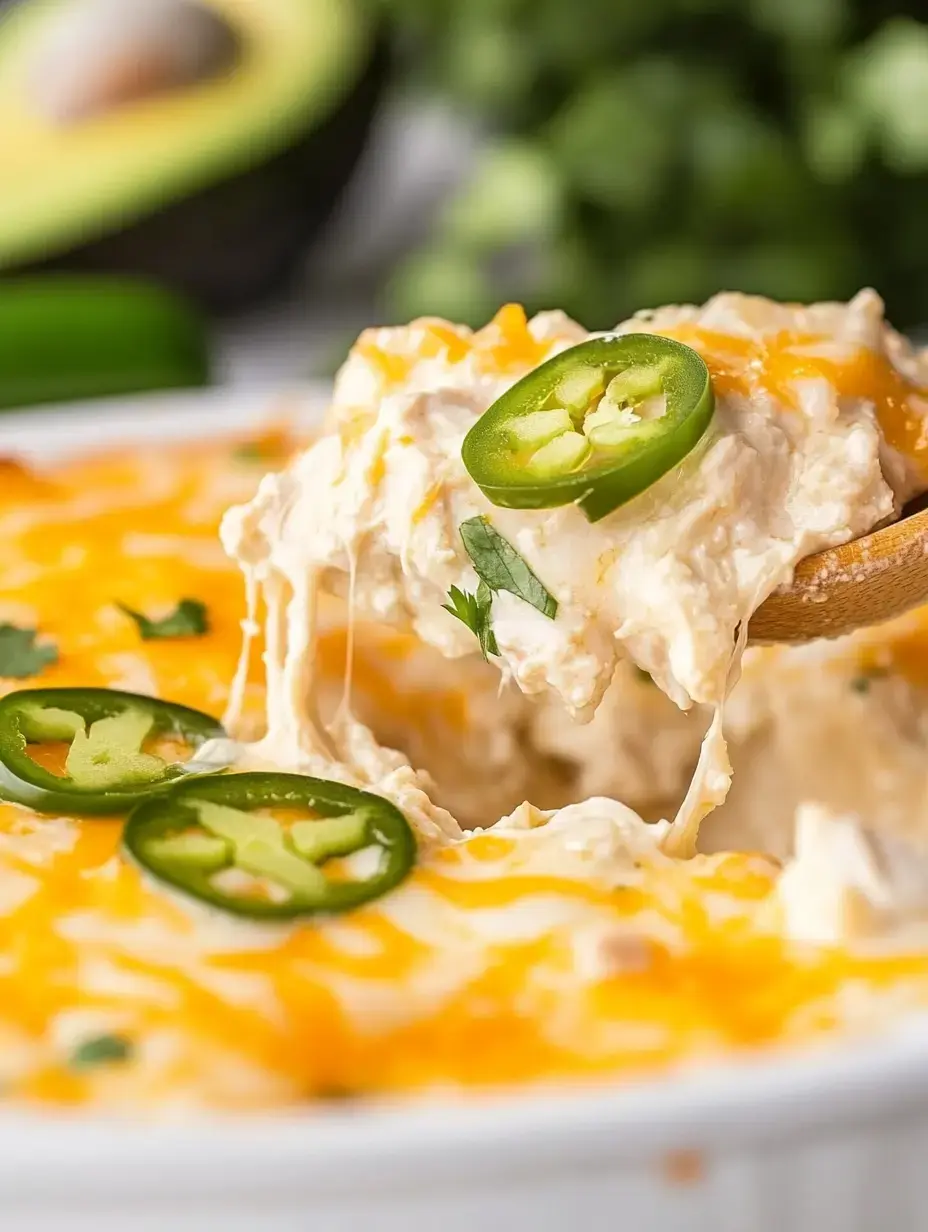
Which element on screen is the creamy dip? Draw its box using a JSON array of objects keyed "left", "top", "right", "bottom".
[
  {"left": 4, "top": 363, "right": 928, "bottom": 1109},
  {"left": 220, "top": 292, "right": 928, "bottom": 923}
]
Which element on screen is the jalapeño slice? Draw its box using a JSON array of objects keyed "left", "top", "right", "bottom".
[
  {"left": 124, "top": 772, "right": 416, "bottom": 920},
  {"left": 461, "top": 334, "right": 714, "bottom": 522},
  {"left": 0, "top": 687, "right": 226, "bottom": 815}
]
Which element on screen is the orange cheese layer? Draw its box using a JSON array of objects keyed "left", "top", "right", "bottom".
[
  {"left": 856, "top": 607, "right": 928, "bottom": 691},
  {"left": 661, "top": 325, "right": 928, "bottom": 476},
  {"left": 2, "top": 428, "right": 928, "bottom": 1111},
  {"left": 350, "top": 305, "right": 928, "bottom": 478},
  {"left": 353, "top": 303, "right": 552, "bottom": 394}
]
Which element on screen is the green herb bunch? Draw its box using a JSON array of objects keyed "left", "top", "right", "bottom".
[{"left": 382, "top": 0, "right": 928, "bottom": 330}]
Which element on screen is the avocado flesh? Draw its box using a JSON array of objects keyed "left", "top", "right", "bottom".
[
  {"left": 19, "top": 41, "right": 387, "bottom": 311},
  {"left": 0, "top": 0, "right": 382, "bottom": 311}
]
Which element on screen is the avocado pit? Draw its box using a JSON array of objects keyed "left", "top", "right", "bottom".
[
  {"left": 0, "top": 0, "right": 385, "bottom": 311},
  {"left": 30, "top": 0, "right": 240, "bottom": 123}
]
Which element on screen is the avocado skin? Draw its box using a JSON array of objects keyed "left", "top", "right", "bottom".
[{"left": 15, "top": 38, "right": 389, "bottom": 314}]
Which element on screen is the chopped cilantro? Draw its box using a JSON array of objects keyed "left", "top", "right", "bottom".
[
  {"left": 445, "top": 517, "right": 557, "bottom": 661},
  {"left": 850, "top": 666, "right": 890, "bottom": 694},
  {"left": 0, "top": 623, "right": 58, "bottom": 679},
  {"left": 233, "top": 442, "right": 263, "bottom": 462},
  {"left": 459, "top": 516, "right": 558, "bottom": 620},
  {"left": 69, "top": 1033, "right": 134, "bottom": 1071},
  {"left": 119, "top": 598, "right": 209, "bottom": 641},
  {"left": 442, "top": 581, "right": 499, "bottom": 660},
  {"left": 233, "top": 432, "right": 290, "bottom": 464}
]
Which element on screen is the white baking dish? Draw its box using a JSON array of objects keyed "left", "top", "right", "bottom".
[{"left": 2, "top": 389, "right": 928, "bottom": 1232}]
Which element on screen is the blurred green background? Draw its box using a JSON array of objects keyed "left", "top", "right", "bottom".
[
  {"left": 381, "top": 0, "right": 928, "bottom": 330},
  {"left": 1, "top": 0, "right": 928, "bottom": 408}
]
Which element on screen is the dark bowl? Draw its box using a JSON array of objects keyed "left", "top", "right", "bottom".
[{"left": 11, "top": 37, "right": 389, "bottom": 315}]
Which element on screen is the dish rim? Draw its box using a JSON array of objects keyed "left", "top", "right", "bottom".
[{"left": 1, "top": 386, "right": 927, "bottom": 1192}]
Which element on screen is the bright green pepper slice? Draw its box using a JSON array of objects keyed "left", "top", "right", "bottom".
[
  {"left": 0, "top": 687, "right": 226, "bottom": 815},
  {"left": 123, "top": 773, "right": 416, "bottom": 920},
  {"left": 461, "top": 334, "right": 714, "bottom": 522}
]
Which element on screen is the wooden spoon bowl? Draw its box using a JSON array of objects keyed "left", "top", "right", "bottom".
[{"left": 749, "top": 501, "right": 928, "bottom": 644}]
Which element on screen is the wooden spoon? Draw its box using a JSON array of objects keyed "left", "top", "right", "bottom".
[{"left": 749, "top": 500, "right": 928, "bottom": 644}]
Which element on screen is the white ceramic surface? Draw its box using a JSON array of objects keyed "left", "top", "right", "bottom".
[{"left": 2, "top": 389, "right": 928, "bottom": 1232}]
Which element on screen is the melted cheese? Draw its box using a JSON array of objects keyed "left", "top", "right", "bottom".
[
  {"left": 2, "top": 297, "right": 928, "bottom": 1111},
  {"left": 661, "top": 325, "right": 928, "bottom": 476},
  {"left": 223, "top": 290, "right": 912, "bottom": 865}
]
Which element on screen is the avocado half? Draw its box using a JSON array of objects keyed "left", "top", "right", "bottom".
[{"left": 0, "top": 0, "right": 385, "bottom": 311}]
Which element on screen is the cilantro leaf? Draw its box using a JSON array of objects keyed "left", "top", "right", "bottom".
[
  {"left": 474, "top": 581, "right": 499, "bottom": 659},
  {"left": 233, "top": 442, "right": 264, "bottom": 462},
  {"left": 119, "top": 598, "right": 209, "bottom": 641},
  {"left": 442, "top": 581, "right": 499, "bottom": 660},
  {"left": 459, "top": 516, "right": 558, "bottom": 619},
  {"left": 850, "top": 667, "right": 888, "bottom": 694},
  {"left": 442, "top": 584, "right": 479, "bottom": 633},
  {"left": 0, "top": 624, "right": 58, "bottom": 679},
  {"left": 69, "top": 1033, "right": 134, "bottom": 1071},
  {"left": 233, "top": 432, "right": 289, "bottom": 464}
]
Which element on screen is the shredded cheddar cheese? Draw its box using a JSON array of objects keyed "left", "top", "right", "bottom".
[
  {"left": 2, "top": 429, "right": 928, "bottom": 1112},
  {"left": 661, "top": 324, "right": 928, "bottom": 477}
]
